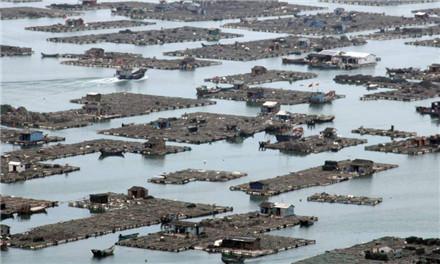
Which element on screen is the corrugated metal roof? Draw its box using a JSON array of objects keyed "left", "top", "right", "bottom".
[
  {"left": 340, "top": 51, "right": 374, "bottom": 58},
  {"left": 318, "top": 50, "right": 375, "bottom": 58},
  {"left": 319, "top": 50, "right": 340, "bottom": 56},
  {"left": 274, "top": 202, "right": 293, "bottom": 209},
  {"left": 263, "top": 101, "right": 279, "bottom": 107}
]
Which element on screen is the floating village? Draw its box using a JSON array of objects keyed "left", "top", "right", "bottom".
[{"left": 0, "top": 0, "right": 439, "bottom": 263}]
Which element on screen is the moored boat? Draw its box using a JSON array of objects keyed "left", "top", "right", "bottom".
[
  {"left": 121, "top": 122, "right": 135, "bottom": 127},
  {"left": 91, "top": 245, "right": 115, "bottom": 258},
  {"left": 221, "top": 252, "right": 245, "bottom": 264},
  {"left": 118, "top": 233, "right": 139, "bottom": 241},
  {"left": 41, "top": 52, "right": 60, "bottom": 58},
  {"left": 30, "top": 205, "right": 47, "bottom": 214},
  {"left": 17, "top": 205, "right": 47, "bottom": 216},
  {"left": 196, "top": 85, "right": 221, "bottom": 97},
  {"left": 367, "top": 83, "right": 379, "bottom": 90},
  {"left": 196, "top": 83, "right": 234, "bottom": 97},
  {"left": 416, "top": 101, "right": 440, "bottom": 117},
  {"left": 115, "top": 67, "right": 147, "bottom": 80},
  {"left": 299, "top": 219, "right": 315, "bottom": 227},
  {"left": 282, "top": 57, "right": 306, "bottom": 64},
  {"left": 314, "top": 115, "right": 335, "bottom": 123},
  {"left": 201, "top": 42, "right": 219, "bottom": 48},
  {"left": 99, "top": 148, "right": 125, "bottom": 159}
]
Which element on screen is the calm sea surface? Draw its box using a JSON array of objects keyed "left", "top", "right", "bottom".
[{"left": 1, "top": 0, "right": 439, "bottom": 263}]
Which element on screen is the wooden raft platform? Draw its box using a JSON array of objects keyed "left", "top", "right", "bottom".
[
  {"left": 1, "top": 195, "right": 58, "bottom": 220},
  {"left": 47, "top": 26, "right": 241, "bottom": 45},
  {"left": 10, "top": 194, "right": 232, "bottom": 250},
  {"left": 149, "top": 169, "right": 247, "bottom": 185},
  {"left": 0, "top": 128, "right": 65, "bottom": 146},
  {"left": 164, "top": 36, "right": 365, "bottom": 62},
  {"left": 204, "top": 69, "right": 317, "bottom": 85},
  {"left": 1, "top": 139, "right": 190, "bottom": 183},
  {"left": 223, "top": 11, "right": 434, "bottom": 35},
  {"left": 25, "top": 20, "right": 153, "bottom": 33},
  {"left": 100, "top": 112, "right": 269, "bottom": 144},
  {"left": 365, "top": 134, "right": 440, "bottom": 155},
  {"left": 352, "top": 126, "right": 417, "bottom": 138},
  {"left": 230, "top": 160, "right": 398, "bottom": 196},
  {"left": 118, "top": 211, "right": 317, "bottom": 257},
  {"left": 265, "top": 128, "right": 367, "bottom": 154},
  {"left": 1, "top": 92, "right": 215, "bottom": 130},
  {"left": 295, "top": 237, "right": 440, "bottom": 263},
  {"left": 307, "top": 192, "right": 383, "bottom": 206}
]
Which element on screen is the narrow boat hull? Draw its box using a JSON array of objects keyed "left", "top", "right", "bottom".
[
  {"left": 221, "top": 253, "right": 245, "bottom": 264},
  {"left": 116, "top": 68, "right": 147, "bottom": 80},
  {"left": 41, "top": 52, "right": 60, "bottom": 58},
  {"left": 91, "top": 246, "right": 115, "bottom": 258},
  {"left": 118, "top": 233, "right": 139, "bottom": 241},
  {"left": 99, "top": 148, "right": 125, "bottom": 159}
]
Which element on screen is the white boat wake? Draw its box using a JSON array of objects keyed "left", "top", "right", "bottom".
[{"left": 88, "top": 75, "right": 149, "bottom": 84}]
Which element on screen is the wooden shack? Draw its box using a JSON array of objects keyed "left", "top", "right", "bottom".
[
  {"left": 261, "top": 101, "right": 280, "bottom": 114},
  {"left": 165, "top": 221, "right": 204, "bottom": 236},
  {"left": 429, "top": 63, "right": 440, "bottom": 73},
  {"left": 251, "top": 66, "right": 267, "bottom": 76},
  {"left": 152, "top": 118, "right": 171, "bottom": 129},
  {"left": 127, "top": 186, "right": 148, "bottom": 199},
  {"left": 260, "top": 202, "right": 295, "bottom": 217},
  {"left": 349, "top": 159, "right": 374, "bottom": 175},
  {"left": 249, "top": 181, "right": 268, "bottom": 191},
  {"left": 85, "top": 92, "right": 102, "bottom": 102},
  {"left": 82, "top": 0, "right": 97, "bottom": 6},
  {"left": 321, "top": 127, "right": 337, "bottom": 139},
  {"left": 247, "top": 88, "right": 264, "bottom": 100},
  {"left": 65, "top": 18, "right": 84, "bottom": 27},
  {"left": 8, "top": 161, "right": 30, "bottom": 173},
  {"left": 180, "top": 56, "right": 196, "bottom": 70},
  {"left": 18, "top": 130, "right": 44, "bottom": 143},
  {"left": 322, "top": 160, "right": 339, "bottom": 171},
  {"left": 144, "top": 137, "right": 166, "bottom": 151},
  {"left": 89, "top": 193, "right": 109, "bottom": 204},
  {"left": 0, "top": 224, "right": 10, "bottom": 237},
  {"left": 221, "top": 237, "right": 261, "bottom": 250},
  {"left": 85, "top": 48, "right": 104, "bottom": 58}
]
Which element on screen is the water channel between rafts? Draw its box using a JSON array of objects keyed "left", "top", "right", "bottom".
[{"left": 0, "top": 0, "right": 439, "bottom": 263}]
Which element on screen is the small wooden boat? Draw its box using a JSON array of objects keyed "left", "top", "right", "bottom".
[
  {"left": 221, "top": 252, "right": 245, "bottom": 264},
  {"left": 17, "top": 205, "right": 47, "bottom": 216},
  {"left": 121, "top": 122, "right": 134, "bottom": 127},
  {"left": 91, "top": 245, "right": 115, "bottom": 258},
  {"left": 314, "top": 115, "right": 335, "bottom": 123},
  {"left": 416, "top": 101, "right": 440, "bottom": 117},
  {"left": 196, "top": 85, "right": 221, "bottom": 96},
  {"left": 282, "top": 57, "right": 306, "bottom": 64},
  {"left": 299, "top": 219, "right": 315, "bottom": 227},
  {"left": 99, "top": 148, "right": 125, "bottom": 159},
  {"left": 30, "top": 205, "right": 47, "bottom": 214},
  {"left": 367, "top": 83, "right": 379, "bottom": 90},
  {"left": 201, "top": 42, "right": 219, "bottom": 48},
  {"left": 118, "top": 233, "right": 139, "bottom": 241},
  {"left": 115, "top": 67, "right": 147, "bottom": 80},
  {"left": 41, "top": 52, "right": 60, "bottom": 58}
]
